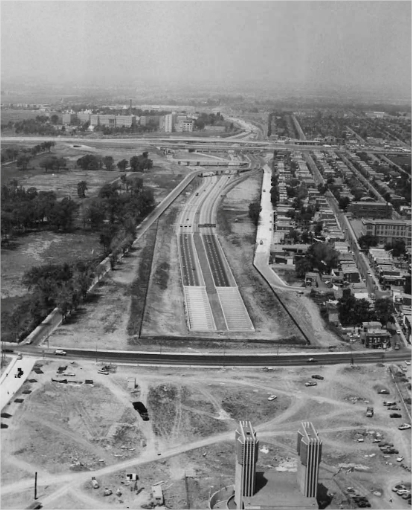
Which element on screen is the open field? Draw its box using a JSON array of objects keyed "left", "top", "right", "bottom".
[
  {"left": 1, "top": 361, "right": 410, "bottom": 509},
  {"left": 1, "top": 141, "right": 191, "bottom": 344}
]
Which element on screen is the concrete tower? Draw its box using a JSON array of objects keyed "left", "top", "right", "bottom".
[
  {"left": 297, "top": 422, "right": 322, "bottom": 498},
  {"left": 234, "top": 421, "right": 259, "bottom": 509}
]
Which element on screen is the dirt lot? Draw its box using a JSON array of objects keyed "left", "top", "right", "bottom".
[
  {"left": 2, "top": 360, "right": 410, "bottom": 509},
  {"left": 217, "top": 172, "right": 303, "bottom": 341}
]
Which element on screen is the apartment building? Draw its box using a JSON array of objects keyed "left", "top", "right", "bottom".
[{"left": 361, "top": 219, "right": 411, "bottom": 244}]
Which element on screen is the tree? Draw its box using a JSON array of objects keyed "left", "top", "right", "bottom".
[
  {"left": 77, "top": 181, "right": 88, "bottom": 198},
  {"left": 16, "top": 155, "right": 31, "bottom": 171},
  {"left": 248, "top": 202, "right": 261, "bottom": 226},
  {"left": 358, "top": 235, "right": 379, "bottom": 250},
  {"left": 338, "top": 197, "right": 350, "bottom": 211},
  {"left": 50, "top": 114, "right": 59, "bottom": 125},
  {"left": 103, "top": 156, "right": 114, "bottom": 171},
  {"left": 99, "top": 224, "right": 119, "bottom": 255},
  {"left": 85, "top": 199, "right": 106, "bottom": 230},
  {"left": 117, "top": 159, "right": 128, "bottom": 171},
  {"left": 374, "top": 298, "right": 395, "bottom": 326},
  {"left": 384, "top": 240, "right": 406, "bottom": 258},
  {"left": 295, "top": 257, "right": 313, "bottom": 278},
  {"left": 337, "top": 295, "right": 376, "bottom": 326}
]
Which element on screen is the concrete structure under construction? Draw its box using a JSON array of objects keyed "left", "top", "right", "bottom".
[
  {"left": 297, "top": 422, "right": 322, "bottom": 498},
  {"left": 210, "top": 421, "right": 319, "bottom": 509},
  {"left": 235, "top": 421, "right": 259, "bottom": 508}
]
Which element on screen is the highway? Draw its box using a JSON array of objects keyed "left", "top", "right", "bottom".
[
  {"left": 11, "top": 345, "right": 411, "bottom": 367},
  {"left": 6, "top": 135, "right": 407, "bottom": 155}
]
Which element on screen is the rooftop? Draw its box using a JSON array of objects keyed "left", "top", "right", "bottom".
[{"left": 242, "top": 470, "right": 318, "bottom": 509}]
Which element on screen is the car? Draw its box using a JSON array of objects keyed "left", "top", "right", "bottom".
[
  {"left": 388, "top": 406, "right": 400, "bottom": 411},
  {"left": 16, "top": 353, "right": 23, "bottom": 360},
  {"left": 397, "top": 457, "right": 405, "bottom": 462},
  {"left": 357, "top": 438, "right": 364, "bottom": 442},
  {"left": 397, "top": 490, "right": 410, "bottom": 495},
  {"left": 390, "top": 413, "right": 402, "bottom": 418},
  {"left": 91, "top": 477, "right": 99, "bottom": 489},
  {"left": 405, "top": 361, "right": 411, "bottom": 366},
  {"left": 398, "top": 423, "right": 411, "bottom": 430},
  {"left": 383, "top": 401, "right": 396, "bottom": 406},
  {"left": 307, "top": 358, "right": 317, "bottom": 363},
  {"left": 54, "top": 349, "right": 67, "bottom": 356},
  {"left": 305, "top": 381, "right": 317, "bottom": 387},
  {"left": 267, "top": 395, "right": 277, "bottom": 401},
  {"left": 396, "top": 329, "right": 401, "bottom": 334},
  {"left": 378, "top": 389, "right": 390, "bottom": 394},
  {"left": 393, "top": 484, "right": 406, "bottom": 492},
  {"left": 312, "top": 375, "right": 324, "bottom": 380},
  {"left": 402, "top": 493, "right": 412, "bottom": 500}
]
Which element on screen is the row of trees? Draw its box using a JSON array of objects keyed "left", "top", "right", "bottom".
[
  {"left": 1, "top": 183, "right": 78, "bottom": 239},
  {"left": 337, "top": 295, "right": 395, "bottom": 327},
  {"left": 1, "top": 141, "right": 55, "bottom": 166},
  {"left": 2, "top": 117, "right": 58, "bottom": 135},
  {"left": 75, "top": 152, "right": 153, "bottom": 172}
]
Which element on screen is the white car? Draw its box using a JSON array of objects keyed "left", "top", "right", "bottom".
[
  {"left": 397, "top": 457, "right": 404, "bottom": 462},
  {"left": 405, "top": 361, "right": 411, "bottom": 366},
  {"left": 54, "top": 349, "right": 67, "bottom": 356},
  {"left": 398, "top": 423, "right": 411, "bottom": 430},
  {"left": 267, "top": 395, "right": 277, "bottom": 401}
]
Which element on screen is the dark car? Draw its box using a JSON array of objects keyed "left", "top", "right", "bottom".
[
  {"left": 312, "top": 375, "right": 324, "bottom": 380},
  {"left": 132, "top": 402, "right": 149, "bottom": 421},
  {"left": 378, "top": 389, "right": 390, "bottom": 394},
  {"left": 390, "top": 413, "right": 402, "bottom": 418}
]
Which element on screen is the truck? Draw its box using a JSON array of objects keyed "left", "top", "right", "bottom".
[{"left": 366, "top": 407, "right": 374, "bottom": 417}]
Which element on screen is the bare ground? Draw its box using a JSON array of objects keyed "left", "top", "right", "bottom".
[
  {"left": 217, "top": 172, "right": 303, "bottom": 341},
  {"left": 2, "top": 361, "right": 410, "bottom": 509}
]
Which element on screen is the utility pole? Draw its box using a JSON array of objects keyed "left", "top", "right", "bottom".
[{"left": 34, "top": 471, "right": 38, "bottom": 500}]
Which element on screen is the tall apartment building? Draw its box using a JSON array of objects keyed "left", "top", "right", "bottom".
[
  {"left": 62, "top": 113, "right": 77, "bottom": 125},
  {"left": 164, "top": 113, "right": 175, "bottom": 133},
  {"left": 361, "top": 219, "right": 411, "bottom": 244},
  {"left": 297, "top": 422, "right": 322, "bottom": 498},
  {"left": 234, "top": 421, "right": 259, "bottom": 509}
]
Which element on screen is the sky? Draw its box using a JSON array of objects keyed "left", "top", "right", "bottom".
[{"left": 1, "top": 1, "right": 411, "bottom": 98}]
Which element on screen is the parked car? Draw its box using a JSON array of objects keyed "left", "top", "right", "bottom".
[
  {"left": 388, "top": 406, "right": 400, "bottom": 411},
  {"left": 366, "top": 407, "right": 374, "bottom": 417},
  {"left": 390, "top": 413, "right": 402, "bottom": 418},
  {"left": 305, "top": 381, "right": 317, "bottom": 387},
  {"left": 54, "top": 349, "right": 67, "bottom": 356},
  {"left": 378, "top": 389, "right": 390, "bottom": 394},
  {"left": 91, "top": 477, "right": 99, "bottom": 489},
  {"left": 393, "top": 484, "right": 406, "bottom": 492},
  {"left": 312, "top": 375, "right": 324, "bottom": 380},
  {"left": 267, "top": 395, "right": 277, "bottom": 401},
  {"left": 383, "top": 401, "right": 396, "bottom": 406},
  {"left": 398, "top": 423, "right": 411, "bottom": 430},
  {"left": 397, "top": 457, "right": 405, "bottom": 462}
]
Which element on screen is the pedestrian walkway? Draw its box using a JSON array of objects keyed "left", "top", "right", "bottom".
[
  {"left": 1, "top": 357, "right": 37, "bottom": 410},
  {"left": 217, "top": 287, "right": 254, "bottom": 331},
  {"left": 183, "top": 286, "right": 216, "bottom": 331}
]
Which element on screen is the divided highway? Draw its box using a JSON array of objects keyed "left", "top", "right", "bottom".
[
  {"left": 14, "top": 346, "right": 411, "bottom": 368},
  {"left": 177, "top": 173, "right": 254, "bottom": 332}
]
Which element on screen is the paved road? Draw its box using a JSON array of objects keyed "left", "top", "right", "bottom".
[
  {"left": 5, "top": 136, "right": 405, "bottom": 155},
  {"left": 11, "top": 346, "right": 411, "bottom": 367}
]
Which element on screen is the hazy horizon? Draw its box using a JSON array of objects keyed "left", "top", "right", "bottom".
[{"left": 1, "top": 1, "right": 411, "bottom": 99}]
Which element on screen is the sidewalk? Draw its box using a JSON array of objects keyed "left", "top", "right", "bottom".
[{"left": 1, "top": 356, "right": 37, "bottom": 411}]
